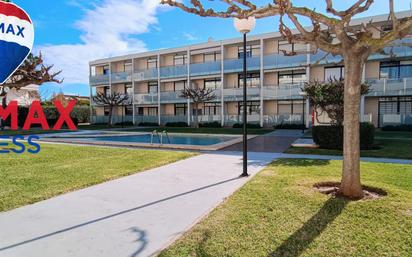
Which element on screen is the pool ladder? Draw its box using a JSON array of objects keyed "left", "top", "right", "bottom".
[{"left": 151, "top": 130, "right": 171, "bottom": 145}]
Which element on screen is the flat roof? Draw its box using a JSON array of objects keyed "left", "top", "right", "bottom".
[{"left": 90, "top": 10, "right": 412, "bottom": 65}]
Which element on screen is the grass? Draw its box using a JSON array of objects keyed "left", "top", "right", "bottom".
[
  {"left": 0, "top": 129, "right": 69, "bottom": 136},
  {"left": 0, "top": 143, "right": 194, "bottom": 212},
  {"left": 125, "top": 127, "right": 274, "bottom": 135},
  {"left": 375, "top": 131, "right": 412, "bottom": 139},
  {"left": 160, "top": 159, "right": 412, "bottom": 257}
]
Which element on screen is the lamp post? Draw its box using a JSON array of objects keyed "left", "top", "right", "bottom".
[
  {"left": 234, "top": 17, "right": 256, "bottom": 177},
  {"left": 299, "top": 91, "right": 307, "bottom": 134}
]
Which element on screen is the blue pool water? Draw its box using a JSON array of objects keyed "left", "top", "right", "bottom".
[{"left": 87, "top": 134, "right": 235, "bottom": 146}]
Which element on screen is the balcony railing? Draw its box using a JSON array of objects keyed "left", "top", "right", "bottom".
[
  {"left": 135, "top": 115, "right": 159, "bottom": 124},
  {"left": 91, "top": 115, "right": 133, "bottom": 124},
  {"left": 263, "top": 84, "right": 304, "bottom": 100},
  {"left": 310, "top": 51, "right": 342, "bottom": 65},
  {"left": 111, "top": 71, "right": 132, "bottom": 83},
  {"left": 379, "top": 114, "right": 412, "bottom": 127},
  {"left": 264, "top": 53, "right": 308, "bottom": 69},
  {"left": 134, "top": 93, "right": 158, "bottom": 105},
  {"left": 190, "top": 61, "right": 221, "bottom": 77},
  {"left": 160, "top": 115, "right": 188, "bottom": 124},
  {"left": 223, "top": 87, "right": 260, "bottom": 101},
  {"left": 160, "top": 65, "right": 188, "bottom": 79},
  {"left": 263, "top": 114, "right": 304, "bottom": 126},
  {"left": 224, "top": 56, "right": 261, "bottom": 73},
  {"left": 90, "top": 74, "right": 109, "bottom": 86},
  {"left": 91, "top": 94, "right": 133, "bottom": 106},
  {"left": 224, "top": 114, "right": 261, "bottom": 125},
  {"left": 367, "top": 78, "right": 412, "bottom": 97},
  {"left": 160, "top": 91, "right": 186, "bottom": 103},
  {"left": 370, "top": 37, "right": 412, "bottom": 60},
  {"left": 134, "top": 68, "right": 158, "bottom": 81}
]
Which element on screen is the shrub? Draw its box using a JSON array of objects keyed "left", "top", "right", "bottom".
[
  {"left": 114, "top": 121, "right": 134, "bottom": 126},
  {"left": 199, "top": 121, "right": 221, "bottom": 128},
  {"left": 275, "top": 123, "right": 306, "bottom": 130},
  {"left": 382, "top": 124, "right": 412, "bottom": 132},
  {"left": 138, "top": 122, "right": 159, "bottom": 127},
  {"left": 165, "top": 122, "right": 189, "bottom": 127},
  {"left": 312, "top": 123, "right": 375, "bottom": 150},
  {"left": 233, "top": 123, "right": 262, "bottom": 129}
]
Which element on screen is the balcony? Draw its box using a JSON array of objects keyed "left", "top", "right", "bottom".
[
  {"left": 367, "top": 78, "right": 412, "bottom": 97},
  {"left": 90, "top": 74, "right": 109, "bottom": 86},
  {"left": 264, "top": 53, "right": 308, "bottom": 70},
  {"left": 91, "top": 94, "right": 133, "bottom": 106},
  {"left": 379, "top": 113, "right": 412, "bottom": 127},
  {"left": 223, "top": 87, "right": 260, "bottom": 101},
  {"left": 190, "top": 61, "right": 221, "bottom": 77},
  {"left": 134, "top": 68, "right": 158, "bottom": 81},
  {"left": 310, "top": 51, "right": 342, "bottom": 65},
  {"left": 224, "top": 114, "right": 261, "bottom": 125},
  {"left": 370, "top": 37, "right": 412, "bottom": 60},
  {"left": 135, "top": 115, "right": 159, "bottom": 124},
  {"left": 160, "top": 91, "right": 186, "bottom": 103},
  {"left": 263, "top": 84, "right": 304, "bottom": 100},
  {"left": 224, "top": 56, "right": 260, "bottom": 73},
  {"left": 134, "top": 93, "right": 158, "bottom": 105},
  {"left": 160, "top": 65, "right": 188, "bottom": 79},
  {"left": 263, "top": 114, "right": 304, "bottom": 126},
  {"left": 111, "top": 71, "right": 132, "bottom": 83}
]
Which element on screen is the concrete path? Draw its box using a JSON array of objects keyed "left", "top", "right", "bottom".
[
  {"left": 221, "top": 129, "right": 302, "bottom": 152},
  {"left": 0, "top": 152, "right": 277, "bottom": 257}
]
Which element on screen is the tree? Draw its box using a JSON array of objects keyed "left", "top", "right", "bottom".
[
  {"left": 92, "top": 92, "right": 130, "bottom": 127},
  {"left": 304, "top": 79, "right": 370, "bottom": 126},
  {"left": 161, "top": 0, "right": 412, "bottom": 199},
  {"left": 180, "top": 87, "right": 216, "bottom": 128}
]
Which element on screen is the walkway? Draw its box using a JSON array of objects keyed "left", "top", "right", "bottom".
[
  {"left": 0, "top": 152, "right": 277, "bottom": 257},
  {"left": 221, "top": 129, "right": 303, "bottom": 152}
]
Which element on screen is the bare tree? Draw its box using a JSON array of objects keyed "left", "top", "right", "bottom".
[
  {"left": 162, "top": 0, "right": 412, "bottom": 199},
  {"left": 180, "top": 87, "right": 216, "bottom": 128},
  {"left": 92, "top": 92, "right": 130, "bottom": 127}
]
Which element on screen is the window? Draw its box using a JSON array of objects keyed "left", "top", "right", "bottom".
[
  {"left": 138, "top": 107, "right": 144, "bottom": 115},
  {"left": 103, "top": 65, "right": 110, "bottom": 75},
  {"left": 125, "top": 84, "right": 133, "bottom": 95},
  {"left": 325, "top": 66, "right": 345, "bottom": 80},
  {"left": 124, "top": 60, "right": 132, "bottom": 72},
  {"left": 104, "top": 107, "right": 110, "bottom": 116},
  {"left": 147, "top": 58, "right": 157, "bottom": 69},
  {"left": 380, "top": 61, "right": 412, "bottom": 79},
  {"left": 175, "top": 104, "right": 187, "bottom": 116},
  {"left": 204, "top": 79, "right": 221, "bottom": 90},
  {"left": 103, "top": 86, "right": 110, "bottom": 97},
  {"left": 277, "top": 100, "right": 304, "bottom": 114},
  {"left": 148, "top": 107, "right": 158, "bottom": 116},
  {"left": 278, "top": 71, "right": 307, "bottom": 85},
  {"left": 278, "top": 40, "right": 306, "bottom": 54},
  {"left": 379, "top": 97, "right": 412, "bottom": 114},
  {"left": 238, "top": 73, "right": 260, "bottom": 88},
  {"left": 174, "top": 54, "right": 188, "bottom": 66},
  {"left": 203, "top": 52, "right": 221, "bottom": 62},
  {"left": 174, "top": 81, "right": 186, "bottom": 91},
  {"left": 125, "top": 105, "right": 133, "bottom": 115},
  {"left": 238, "top": 44, "right": 260, "bottom": 59},
  {"left": 148, "top": 82, "right": 158, "bottom": 93},
  {"left": 204, "top": 103, "right": 221, "bottom": 115},
  {"left": 238, "top": 101, "right": 260, "bottom": 115}
]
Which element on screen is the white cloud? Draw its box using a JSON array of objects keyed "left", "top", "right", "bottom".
[
  {"left": 182, "top": 32, "right": 198, "bottom": 41},
  {"left": 37, "top": 0, "right": 160, "bottom": 84}
]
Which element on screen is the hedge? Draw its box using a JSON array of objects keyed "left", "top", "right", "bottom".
[
  {"left": 165, "top": 122, "right": 189, "bottom": 127},
  {"left": 233, "top": 123, "right": 262, "bottom": 129},
  {"left": 138, "top": 122, "right": 159, "bottom": 127},
  {"left": 312, "top": 123, "right": 375, "bottom": 150},
  {"left": 382, "top": 124, "right": 412, "bottom": 132},
  {"left": 199, "top": 121, "right": 222, "bottom": 128}
]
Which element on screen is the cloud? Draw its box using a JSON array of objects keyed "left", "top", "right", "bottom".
[
  {"left": 37, "top": 0, "right": 160, "bottom": 84},
  {"left": 182, "top": 32, "right": 198, "bottom": 41}
]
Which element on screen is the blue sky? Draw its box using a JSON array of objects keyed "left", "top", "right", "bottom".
[{"left": 11, "top": 0, "right": 411, "bottom": 97}]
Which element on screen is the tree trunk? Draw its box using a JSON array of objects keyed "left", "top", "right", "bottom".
[
  {"left": 339, "top": 55, "right": 365, "bottom": 199},
  {"left": 108, "top": 106, "right": 113, "bottom": 128}
]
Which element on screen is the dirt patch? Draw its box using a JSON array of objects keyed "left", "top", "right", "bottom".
[{"left": 314, "top": 181, "right": 387, "bottom": 200}]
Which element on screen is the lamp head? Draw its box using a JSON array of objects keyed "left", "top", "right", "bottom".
[{"left": 234, "top": 17, "right": 256, "bottom": 34}]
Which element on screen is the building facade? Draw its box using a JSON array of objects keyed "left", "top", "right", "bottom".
[{"left": 89, "top": 12, "right": 412, "bottom": 128}]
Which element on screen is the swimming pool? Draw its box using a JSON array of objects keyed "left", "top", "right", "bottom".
[{"left": 85, "top": 134, "right": 235, "bottom": 146}]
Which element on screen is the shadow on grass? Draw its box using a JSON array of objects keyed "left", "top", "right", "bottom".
[
  {"left": 268, "top": 197, "right": 348, "bottom": 257},
  {"left": 274, "top": 159, "right": 331, "bottom": 167}
]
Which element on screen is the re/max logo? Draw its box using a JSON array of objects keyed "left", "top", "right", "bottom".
[{"left": 0, "top": 100, "right": 77, "bottom": 154}]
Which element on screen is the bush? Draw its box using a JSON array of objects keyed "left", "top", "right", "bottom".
[
  {"left": 165, "top": 122, "right": 189, "bottom": 127},
  {"left": 199, "top": 121, "right": 222, "bottom": 128},
  {"left": 114, "top": 121, "right": 134, "bottom": 126},
  {"left": 275, "top": 123, "right": 306, "bottom": 130},
  {"left": 233, "top": 123, "right": 262, "bottom": 129},
  {"left": 382, "top": 124, "right": 412, "bottom": 132},
  {"left": 138, "top": 122, "right": 159, "bottom": 127},
  {"left": 312, "top": 123, "right": 375, "bottom": 150}
]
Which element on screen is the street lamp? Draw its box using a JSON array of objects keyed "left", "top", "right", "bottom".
[
  {"left": 234, "top": 17, "right": 256, "bottom": 177},
  {"left": 299, "top": 91, "right": 308, "bottom": 134}
]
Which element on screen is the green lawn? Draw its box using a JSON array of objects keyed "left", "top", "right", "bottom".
[
  {"left": 375, "top": 131, "right": 412, "bottom": 139},
  {"left": 160, "top": 159, "right": 412, "bottom": 257},
  {"left": 0, "top": 143, "right": 194, "bottom": 212},
  {"left": 0, "top": 129, "right": 69, "bottom": 136},
  {"left": 125, "top": 127, "right": 274, "bottom": 135}
]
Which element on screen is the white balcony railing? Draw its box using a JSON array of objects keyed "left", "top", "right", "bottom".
[{"left": 134, "top": 93, "right": 158, "bottom": 105}]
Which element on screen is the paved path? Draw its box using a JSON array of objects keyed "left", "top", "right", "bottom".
[
  {"left": 221, "top": 130, "right": 303, "bottom": 152},
  {"left": 0, "top": 152, "right": 277, "bottom": 257}
]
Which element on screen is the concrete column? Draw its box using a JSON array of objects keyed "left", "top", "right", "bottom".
[
  {"left": 221, "top": 43, "right": 225, "bottom": 127},
  {"left": 187, "top": 48, "right": 191, "bottom": 125},
  {"left": 306, "top": 98, "right": 310, "bottom": 128},
  {"left": 360, "top": 95, "right": 365, "bottom": 122},
  {"left": 260, "top": 39, "right": 264, "bottom": 127},
  {"left": 89, "top": 65, "right": 93, "bottom": 124},
  {"left": 132, "top": 58, "right": 136, "bottom": 125},
  {"left": 157, "top": 54, "right": 161, "bottom": 125},
  {"left": 306, "top": 44, "right": 311, "bottom": 128}
]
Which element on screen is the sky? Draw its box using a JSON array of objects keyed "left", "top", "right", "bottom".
[{"left": 11, "top": 0, "right": 412, "bottom": 97}]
